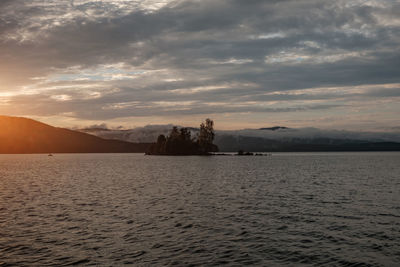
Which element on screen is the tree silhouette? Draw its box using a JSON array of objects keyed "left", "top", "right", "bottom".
[
  {"left": 146, "top": 119, "right": 218, "bottom": 155},
  {"left": 156, "top": 134, "right": 166, "bottom": 154},
  {"left": 198, "top": 118, "right": 216, "bottom": 153}
]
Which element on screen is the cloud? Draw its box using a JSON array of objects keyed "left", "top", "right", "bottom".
[{"left": 0, "top": 0, "right": 399, "bottom": 130}]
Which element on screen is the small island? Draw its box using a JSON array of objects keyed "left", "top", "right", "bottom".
[{"left": 146, "top": 119, "right": 219, "bottom": 155}]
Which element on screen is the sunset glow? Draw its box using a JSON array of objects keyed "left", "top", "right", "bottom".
[{"left": 0, "top": 0, "right": 399, "bottom": 130}]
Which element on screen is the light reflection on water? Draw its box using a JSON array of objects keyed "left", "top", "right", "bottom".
[{"left": 0, "top": 152, "right": 399, "bottom": 266}]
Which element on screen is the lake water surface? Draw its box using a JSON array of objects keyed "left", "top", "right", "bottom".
[{"left": 0, "top": 152, "right": 399, "bottom": 266}]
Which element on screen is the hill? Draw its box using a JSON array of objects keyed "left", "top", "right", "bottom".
[{"left": 0, "top": 115, "right": 150, "bottom": 153}]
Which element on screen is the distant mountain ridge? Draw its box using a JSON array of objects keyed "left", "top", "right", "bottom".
[
  {"left": 259, "top": 126, "right": 289, "bottom": 131},
  {"left": 1, "top": 115, "right": 398, "bottom": 153},
  {"left": 214, "top": 135, "right": 400, "bottom": 152},
  {"left": 0, "top": 115, "right": 150, "bottom": 153},
  {"left": 79, "top": 124, "right": 400, "bottom": 152}
]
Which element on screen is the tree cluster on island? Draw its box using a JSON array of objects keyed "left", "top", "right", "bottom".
[{"left": 146, "top": 119, "right": 219, "bottom": 155}]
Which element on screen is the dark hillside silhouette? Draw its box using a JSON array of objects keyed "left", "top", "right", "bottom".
[
  {"left": 146, "top": 119, "right": 219, "bottom": 155},
  {"left": 0, "top": 115, "right": 150, "bottom": 153}
]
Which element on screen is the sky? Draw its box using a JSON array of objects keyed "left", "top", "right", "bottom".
[{"left": 0, "top": 0, "right": 399, "bottom": 130}]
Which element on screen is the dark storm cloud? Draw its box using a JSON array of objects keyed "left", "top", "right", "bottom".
[{"left": 0, "top": 0, "right": 399, "bottom": 126}]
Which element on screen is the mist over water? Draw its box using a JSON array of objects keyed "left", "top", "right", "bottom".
[{"left": 0, "top": 153, "right": 399, "bottom": 266}]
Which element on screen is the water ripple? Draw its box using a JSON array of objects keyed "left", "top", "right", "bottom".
[{"left": 0, "top": 152, "right": 399, "bottom": 266}]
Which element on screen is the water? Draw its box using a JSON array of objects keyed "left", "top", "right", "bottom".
[{"left": 0, "top": 152, "right": 399, "bottom": 266}]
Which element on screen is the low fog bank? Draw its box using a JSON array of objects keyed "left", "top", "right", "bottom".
[
  {"left": 79, "top": 125, "right": 400, "bottom": 143},
  {"left": 80, "top": 124, "right": 174, "bottom": 143},
  {"left": 223, "top": 127, "right": 400, "bottom": 143}
]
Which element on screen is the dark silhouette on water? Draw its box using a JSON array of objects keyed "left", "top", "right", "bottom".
[
  {"left": 146, "top": 119, "right": 219, "bottom": 155},
  {"left": 237, "top": 150, "right": 254, "bottom": 156},
  {"left": 235, "top": 150, "right": 270, "bottom": 156}
]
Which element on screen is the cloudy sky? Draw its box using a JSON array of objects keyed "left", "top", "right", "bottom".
[{"left": 0, "top": 0, "right": 399, "bottom": 130}]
